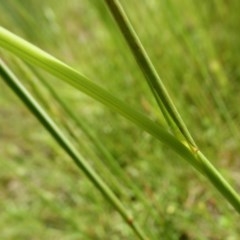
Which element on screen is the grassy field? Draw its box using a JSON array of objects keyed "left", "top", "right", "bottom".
[{"left": 0, "top": 0, "right": 240, "bottom": 239}]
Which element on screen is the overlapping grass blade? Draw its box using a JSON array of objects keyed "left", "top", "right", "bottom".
[
  {"left": 0, "top": 27, "right": 239, "bottom": 213},
  {"left": 102, "top": 1, "right": 240, "bottom": 212}
]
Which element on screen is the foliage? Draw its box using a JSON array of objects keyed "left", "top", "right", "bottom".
[{"left": 0, "top": 0, "right": 240, "bottom": 239}]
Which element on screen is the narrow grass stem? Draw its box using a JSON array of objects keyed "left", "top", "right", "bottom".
[
  {"left": 19, "top": 61, "right": 159, "bottom": 223},
  {"left": 104, "top": 0, "right": 196, "bottom": 148},
  {"left": 0, "top": 59, "right": 149, "bottom": 240}
]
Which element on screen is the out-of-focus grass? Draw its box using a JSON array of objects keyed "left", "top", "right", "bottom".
[{"left": 0, "top": 0, "right": 240, "bottom": 239}]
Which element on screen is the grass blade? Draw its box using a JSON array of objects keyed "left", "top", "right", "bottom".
[
  {"left": 0, "top": 59, "right": 148, "bottom": 240},
  {"left": 0, "top": 27, "right": 195, "bottom": 167},
  {"left": 104, "top": 0, "right": 196, "bottom": 148},
  {"left": 0, "top": 26, "right": 239, "bottom": 213}
]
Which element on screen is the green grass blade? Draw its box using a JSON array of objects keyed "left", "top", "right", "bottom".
[
  {"left": 15, "top": 60, "right": 162, "bottom": 229},
  {"left": 102, "top": 0, "right": 240, "bottom": 213},
  {"left": 0, "top": 59, "right": 149, "bottom": 240},
  {"left": 0, "top": 27, "right": 239, "bottom": 213},
  {"left": 103, "top": 0, "right": 196, "bottom": 148},
  {"left": 197, "top": 151, "right": 240, "bottom": 212},
  {"left": 0, "top": 27, "right": 196, "bottom": 167}
]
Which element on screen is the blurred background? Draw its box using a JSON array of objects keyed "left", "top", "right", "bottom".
[{"left": 0, "top": 0, "right": 240, "bottom": 239}]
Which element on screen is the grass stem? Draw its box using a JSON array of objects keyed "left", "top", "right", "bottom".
[
  {"left": 104, "top": 0, "right": 196, "bottom": 148},
  {"left": 0, "top": 59, "right": 149, "bottom": 240}
]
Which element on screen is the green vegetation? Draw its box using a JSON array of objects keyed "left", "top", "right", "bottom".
[{"left": 0, "top": 0, "right": 239, "bottom": 239}]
